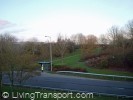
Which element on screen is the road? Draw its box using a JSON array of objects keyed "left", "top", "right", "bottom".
[{"left": 2, "top": 72, "right": 133, "bottom": 97}]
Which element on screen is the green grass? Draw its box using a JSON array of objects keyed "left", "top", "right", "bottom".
[
  {"left": 53, "top": 49, "right": 133, "bottom": 77},
  {"left": 53, "top": 50, "right": 86, "bottom": 68},
  {"left": 2, "top": 85, "right": 130, "bottom": 100}
]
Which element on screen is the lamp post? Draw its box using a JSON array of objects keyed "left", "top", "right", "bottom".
[{"left": 45, "top": 36, "right": 52, "bottom": 71}]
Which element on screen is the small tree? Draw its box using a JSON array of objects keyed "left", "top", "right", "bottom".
[
  {"left": 16, "top": 53, "right": 39, "bottom": 85},
  {"left": 0, "top": 33, "right": 17, "bottom": 93},
  {"left": 66, "top": 39, "right": 76, "bottom": 53},
  {"left": 0, "top": 34, "right": 8, "bottom": 96},
  {"left": 55, "top": 34, "right": 68, "bottom": 64},
  {"left": 126, "top": 20, "right": 133, "bottom": 48},
  {"left": 81, "top": 34, "right": 97, "bottom": 58},
  {"left": 99, "top": 34, "right": 108, "bottom": 45}
]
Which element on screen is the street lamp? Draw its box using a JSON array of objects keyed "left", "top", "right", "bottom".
[{"left": 45, "top": 36, "right": 52, "bottom": 71}]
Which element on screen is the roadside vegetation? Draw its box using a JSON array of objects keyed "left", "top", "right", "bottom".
[
  {"left": 53, "top": 20, "right": 133, "bottom": 77},
  {"left": 53, "top": 49, "right": 133, "bottom": 77}
]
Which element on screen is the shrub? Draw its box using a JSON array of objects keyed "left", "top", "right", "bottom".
[
  {"left": 53, "top": 65, "right": 87, "bottom": 72},
  {"left": 97, "top": 59, "right": 108, "bottom": 69},
  {"left": 124, "top": 50, "right": 133, "bottom": 68}
]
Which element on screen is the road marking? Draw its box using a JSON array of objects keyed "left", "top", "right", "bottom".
[{"left": 117, "top": 88, "right": 125, "bottom": 90}]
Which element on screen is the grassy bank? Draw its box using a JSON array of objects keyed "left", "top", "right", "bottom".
[{"left": 53, "top": 50, "right": 133, "bottom": 77}]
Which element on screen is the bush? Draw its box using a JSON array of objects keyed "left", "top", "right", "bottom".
[
  {"left": 97, "top": 59, "right": 108, "bottom": 69},
  {"left": 53, "top": 65, "right": 87, "bottom": 72},
  {"left": 124, "top": 50, "right": 133, "bottom": 68}
]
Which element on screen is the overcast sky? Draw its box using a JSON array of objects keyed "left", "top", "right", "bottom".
[{"left": 0, "top": 0, "right": 133, "bottom": 41}]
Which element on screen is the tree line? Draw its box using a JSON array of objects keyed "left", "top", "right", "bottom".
[{"left": 79, "top": 20, "right": 133, "bottom": 70}]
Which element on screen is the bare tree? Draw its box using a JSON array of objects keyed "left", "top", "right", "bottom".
[
  {"left": 81, "top": 34, "right": 97, "bottom": 58},
  {"left": 70, "top": 33, "right": 85, "bottom": 45},
  {"left": 55, "top": 34, "right": 68, "bottom": 64},
  {"left": 126, "top": 20, "right": 133, "bottom": 48},
  {"left": 26, "top": 38, "right": 38, "bottom": 55},
  {"left": 99, "top": 34, "right": 108, "bottom": 45},
  {"left": 107, "top": 26, "right": 119, "bottom": 44},
  {"left": 0, "top": 33, "right": 17, "bottom": 93},
  {"left": 86, "top": 34, "right": 97, "bottom": 52},
  {"left": 0, "top": 34, "right": 7, "bottom": 95},
  {"left": 107, "top": 26, "right": 120, "bottom": 56},
  {"left": 16, "top": 52, "right": 39, "bottom": 85}
]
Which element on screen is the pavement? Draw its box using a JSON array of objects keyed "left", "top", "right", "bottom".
[{"left": 2, "top": 72, "right": 133, "bottom": 97}]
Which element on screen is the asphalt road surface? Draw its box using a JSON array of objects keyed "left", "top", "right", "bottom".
[{"left": 2, "top": 72, "right": 133, "bottom": 97}]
